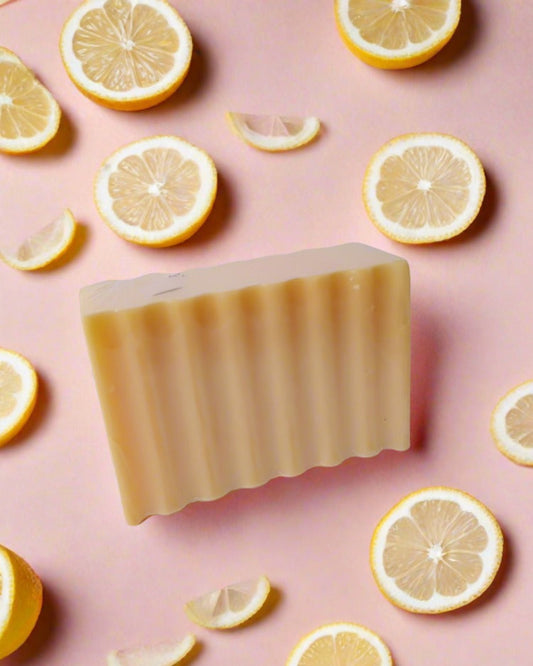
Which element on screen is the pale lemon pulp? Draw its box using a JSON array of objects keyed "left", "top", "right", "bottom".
[
  {"left": 0, "top": 61, "right": 51, "bottom": 139},
  {"left": 0, "top": 361, "right": 22, "bottom": 419},
  {"left": 299, "top": 632, "right": 381, "bottom": 666},
  {"left": 505, "top": 394, "right": 533, "bottom": 447}
]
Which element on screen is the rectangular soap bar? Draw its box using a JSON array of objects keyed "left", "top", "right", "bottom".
[{"left": 80, "top": 243, "right": 410, "bottom": 524}]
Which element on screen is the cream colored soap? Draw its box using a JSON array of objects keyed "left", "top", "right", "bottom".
[{"left": 80, "top": 243, "right": 410, "bottom": 524}]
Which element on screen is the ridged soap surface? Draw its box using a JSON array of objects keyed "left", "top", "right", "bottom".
[{"left": 80, "top": 243, "right": 410, "bottom": 524}]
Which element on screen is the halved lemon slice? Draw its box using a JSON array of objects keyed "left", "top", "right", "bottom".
[
  {"left": 107, "top": 634, "right": 196, "bottom": 666},
  {"left": 0, "top": 349, "right": 38, "bottom": 447},
  {"left": 370, "top": 487, "right": 503, "bottom": 613},
  {"left": 0, "top": 47, "right": 61, "bottom": 154},
  {"left": 491, "top": 380, "right": 533, "bottom": 466},
  {"left": 226, "top": 113, "right": 320, "bottom": 151},
  {"left": 286, "top": 623, "right": 392, "bottom": 666},
  {"left": 60, "top": 0, "right": 193, "bottom": 111},
  {"left": 0, "top": 209, "right": 77, "bottom": 271},
  {"left": 184, "top": 575, "right": 270, "bottom": 629},
  {"left": 363, "top": 133, "right": 485, "bottom": 243},
  {"left": 335, "top": 0, "right": 461, "bottom": 69},
  {"left": 0, "top": 544, "right": 43, "bottom": 659},
  {"left": 94, "top": 135, "right": 217, "bottom": 247}
]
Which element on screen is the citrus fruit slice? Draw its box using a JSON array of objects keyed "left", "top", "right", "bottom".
[
  {"left": 491, "top": 380, "right": 533, "bottom": 466},
  {"left": 94, "top": 135, "right": 217, "bottom": 247},
  {"left": 0, "top": 349, "right": 38, "bottom": 447},
  {"left": 184, "top": 575, "right": 270, "bottom": 629},
  {"left": 370, "top": 486, "right": 503, "bottom": 613},
  {"left": 226, "top": 113, "right": 320, "bottom": 151},
  {"left": 60, "top": 0, "right": 193, "bottom": 111},
  {"left": 286, "top": 623, "right": 392, "bottom": 666},
  {"left": 0, "top": 209, "right": 77, "bottom": 271},
  {"left": 335, "top": 0, "right": 461, "bottom": 69},
  {"left": 0, "top": 545, "right": 43, "bottom": 659},
  {"left": 0, "top": 47, "right": 61, "bottom": 154},
  {"left": 363, "top": 133, "right": 485, "bottom": 243},
  {"left": 107, "top": 634, "right": 196, "bottom": 666}
]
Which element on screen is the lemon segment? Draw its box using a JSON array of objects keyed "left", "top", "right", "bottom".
[
  {"left": 184, "top": 576, "right": 271, "bottom": 629},
  {"left": 0, "top": 47, "right": 61, "bottom": 153},
  {"left": 0, "top": 349, "right": 38, "bottom": 447},
  {"left": 363, "top": 132, "right": 485, "bottom": 243},
  {"left": 491, "top": 380, "right": 533, "bottom": 466},
  {"left": 107, "top": 633, "right": 196, "bottom": 666},
  {"left": 226, "top": 113, "right": 320, "bottom": 152},
  {"left": 94, "top": 135, "right": 217, "bottom": 247},
  {"left": 370, "top": 486, "right": 503, "bottom": 613},
  {"left": 60, "top": 0, "right": 193, "bottom": 111},
  {"left": 0, "top": 209, "right": 77, "bottom": 271},
  {"left": 0, "top": 545, "right": 43, "bottom": 659},
  {"left": 286, "top": 623, "right": 392, "bottom": 666},
  {"left": 335, "top": 0, "right": 461, "bottom": 69}
]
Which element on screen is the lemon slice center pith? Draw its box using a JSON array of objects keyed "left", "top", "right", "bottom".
[{"left": 72, "top": 0, "right": 180, "bottom": 93}]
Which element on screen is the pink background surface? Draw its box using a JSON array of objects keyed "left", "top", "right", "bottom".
[{"left": 1, "top": 0, "right": 533, "bottom": 663}]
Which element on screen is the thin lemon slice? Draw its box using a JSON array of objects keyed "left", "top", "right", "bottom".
[
  {"left": 286, "top": 623, "right": 392, "bottom": 666},
  {"left": 226, "top": 113, "right": 320, "bottom": 152},
  {"left": 107, "top": 634, "right": 196, "bottom": 666},
  {"left": 0, "top": 209, "right": 77, "bottom": 271},
  {"left": 491, "top": 380, "right": 533, "bottom": 466},
  {"left": 370, "top": 487, "right": 503, "bottom": 614},
  {"left": 0, "top": 47, "right": 61, "bottom": 153},
  {"left": 0, "top": 545, "right": 43, "bottom": 659},
  {"left": 335, "top": 0, "right": 461, "bottom": 69},
  {"left": 0, "top": 349, "right": 38, "bottom": 447},
  {"left": 60, "top": 0, "right": 193, "bottom": 111},
  {"left": 363, "top": 133, "right": 485, "bottom": 244},
  {"left": 94, "top": 135, "right": 217, "bottom": 247},
  {"left": 184, "top": 575, "right": 270, "bottom": 629}
]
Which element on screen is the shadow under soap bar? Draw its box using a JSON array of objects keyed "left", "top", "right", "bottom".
[{"left": 80, "top": 243, "right": 410, "bottom": 524}]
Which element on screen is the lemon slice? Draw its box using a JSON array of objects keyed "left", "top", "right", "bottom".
[
  {"left": 335, "top": 0, "right": 461, "bottom": 69},
  {"left": 60, "top": 0, "right": 193, "bottom": 111},
  {"left": 0, "top": 209, "right": 77, "bottom": 271},
  {"left": 0, "top": 545, "right": 43, "bottom": 659},
  {"left": 226, "top": 113, "right": 320, "bottom": 151},
  {"left": 370, "top": 487, "right": 503, "bottom": 614},
  {"left": 0, "top": 47, "right": 61, "bottom": 154},
  {"left": 363, "top": 133, "right": 485, "bottom": 244},
  {"left": 491, "top": 380, "right": 533, "bottom": 466},
  {"left": 184, "top": 576, "right": 270, "bottom": 629},
  {"left": 94, "top": 135, "right": 217, "bottom": 247},
  {"left": 107, "top": 634, "right": 196, "bottom": 666},
  {"left": 0, "top": 349, "right": 38, "bottom": 447},
  {"left": 286, "top": 623, "right": 392, "bottom": 666}
]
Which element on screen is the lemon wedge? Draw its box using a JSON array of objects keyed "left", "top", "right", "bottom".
[
  {"left": 363, "top": 132, "right": 485, "bottom": 243},
  {"left": 94, "top": 135, "right": 217, "bottom": 247},
  {"left": 0, "top": 544, "right": 43, "bottom": 659},
  {"left": 226, "top": 113, "right": 320, "bottom": 151},
  {"left": 0, "top": 47, "right": 61, "bottom": 153},
  {"left": 0, "top": 349, "right": 38, "bottom": 447},
  {"left": 370, "top": 486, "right": 503, "bottom": 613},
  {"left": 0, "top": 209, "right": 77, "bottom": 271},
  {"left": 286, "top": 623, "right": 392, "bottom": 666},
  {"left": 60, "top": 0, "right": 192, "bottom": 111},
  {"left": 335, "top": 0, "right": 461, "bottom": 69},
  {"left": 184, "top": 576, "right": 271, "bottom": 629},
  {"left": 107, "top": 634, "right": 196, "bottom": 666},
  {"left": 491, "top": 380, "right": 533, "bottom": 466}
]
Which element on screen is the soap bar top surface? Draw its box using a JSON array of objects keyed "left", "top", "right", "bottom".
[{"left": 80, "top": 243, "right": 406, "bottom": 315}]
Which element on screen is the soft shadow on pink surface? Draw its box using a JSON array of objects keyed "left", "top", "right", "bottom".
[
  {"left": 6, "top": 111, "right": 77, "bottom": 161},
  {"left": 4, "top": 371, "right": 52, "bottom": 449},
  {"left": 5, "top": 582, "right": 61, "bottom": 665},
  {"left": 411, "top": 303, "right": 441, "bottom": 452}
]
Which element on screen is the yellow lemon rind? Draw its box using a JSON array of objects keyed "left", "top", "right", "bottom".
[
  {"left": 490, "top": 380, "right": 533, "bottom": 466},
  {"left": 0, "top": 349, "right": 38, "bottom": 447},
  {"left": 0, "top": 545, "right": 43, "bottom": 659},
  {"left": 369, "top": 486, "right": 504, "bottom": 614},
  {"left": 363, "top": 132, "right": 486, "bottom": 244},
  {"left": 225, "top": 113, "right": 321, "bottom": 152},
  {"left": 334, "top": 0, "right": 461, "bottom": 70}
]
